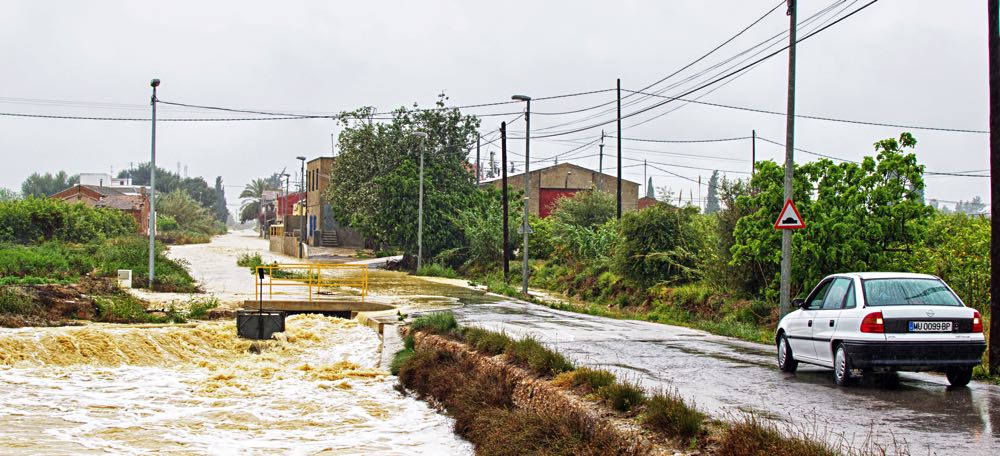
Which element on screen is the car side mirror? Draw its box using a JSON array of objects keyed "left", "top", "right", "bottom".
[{"left": 791, "top": 298, "right": 805, "bottom": 309}]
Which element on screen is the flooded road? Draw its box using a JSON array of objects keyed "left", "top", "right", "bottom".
[
  {"left": 0, "top": 315, "right": 471, "bottom": 454},
  {"left": 450, "top": 299, "right": 1000, "bottom": 455}
]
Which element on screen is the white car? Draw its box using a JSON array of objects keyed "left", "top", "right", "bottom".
[{"left": 775, "top": 272, "right": 986, "bottom": 387}]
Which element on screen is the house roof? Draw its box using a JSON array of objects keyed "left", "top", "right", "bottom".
[
  {"left": 479, "top": 162, "right": 640, "bottom": 186},
  {"left": 94, "top": 194, "right": 146, "bottom": 211}
]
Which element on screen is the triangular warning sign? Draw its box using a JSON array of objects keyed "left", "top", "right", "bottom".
[{"left": 774, "top": 199, "right": 805, "bottom": 229}]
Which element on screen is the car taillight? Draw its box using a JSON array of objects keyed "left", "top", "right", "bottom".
[
  {"left": 973, "top": 311, "right": 983, "bottom": 333},
  {"left": 860, "top": 312, "right": 884, "bottom": 333}
]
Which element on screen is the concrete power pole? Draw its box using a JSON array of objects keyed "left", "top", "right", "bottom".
[
  {"left": 617, "top": 79, "right": 623, "bottom": 219},
  {"left": 779, "top": 0, "right": 798, "bottom": 317},
  {"left": 598, "top": 130, "right": 605, "bottom": 191},
  {"left": 988, "top": 0, "right": 999, "bottom": 375}
]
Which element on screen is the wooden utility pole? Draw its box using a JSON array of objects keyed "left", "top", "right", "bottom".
[
  {"left": 779, "top": 0, "right": 798, "bottom": 317},
  {"left": 751, "top": 129, "right": 757, "bottom": 177},
  {"left": 989, "top": 0, "right": 999, "bottom": 375},
  {"left": 599, "top": 130, "right": 605, "bottom": 191},
  {"left": 476, "top": 133, "right": 481, "bottom": 185},
  {"left": 501, "top": 122, "right": 510, "bottom": 282}
]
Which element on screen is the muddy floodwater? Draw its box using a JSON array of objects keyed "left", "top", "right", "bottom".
[{"left": 0, "top": 315, "right": 471, "bottom": 454}]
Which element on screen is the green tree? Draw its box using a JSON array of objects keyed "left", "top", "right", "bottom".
[
  {"left": 730, "top": 133, "right": 932, "bottom": 298},
  {"left": 239, "top": 178, "right": 279, "bottom": 225},
  {"left": 915, "top": 212, "right": 990, "bottom": 313},
  {"left": 704, "top": 170, "right": 720, "bottom": 215},
  {"left": 549, "top": 190, "right": 616, "bottom": 229},
  {"left": 213, "top": 176, "right": 229, "bottom": 223},
  {"left": 325, "top": 94, "right": 480, "bottom": 263},
  {"left": 21, "top": 171, "right": 78, "bottom": 197},
  {"left": 0, "top": 188, "right": 19, "bottom": 201},
  {"left": 614, "top": 204, "right": 702, "bottom": 288},
  {"left": 120, "top": 164, "right": 223, "bottom": 214},
  {"left": 157, "top": 189, "right": 224, "bottom": 235}
]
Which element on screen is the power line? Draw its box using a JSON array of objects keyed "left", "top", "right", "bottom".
[
  {"left": 756, "top": 135, "right": 990, "bottom": 177},
  {"left": 624, "top": 89, "right": 988, "bottom": 135},
  {"left": 611, "top": 135, "right": 751, "bottom": 144}
]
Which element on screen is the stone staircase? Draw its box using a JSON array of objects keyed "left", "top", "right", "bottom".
[{"left": 320, "top": 229, "right": 339, "bottom": 247}]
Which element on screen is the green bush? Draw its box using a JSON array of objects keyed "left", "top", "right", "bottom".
[
  {"left": 505, "top": 336, "right": 574, "bottom": 376},
  {"left": 641, "top": 390, "right": 705, "bottom": 440},
  {"left": 461, "top": 326, "right": 512, "bottom": 355},
  {"left": 157, "top": 230, "right": 211, "bottom": 245},
  {"left": 549, "top": 190, "right": 616, "bottom": 229},
  {"left": 915, "top": 212, "right": 990, "bottom": 313},
  {"left": 0, "top": 243, "right": 92, "bottom": 279},
  {"left": 410, "top": 311, "right": 458, "bottom": 335},
  {"left": 597, "top": 380, "right": 646, "bottom": 412},
  {"left": 566, "top": 367, "right": 616, "bottom": 392},
  {"left": 390, "top": 348, "right": 415, "bottom": 375},
  {"left": 156, "top": 189, "right": 225, "bottom": 238},
  {"left": 0, "top": 197, "right": 136, "bottom": 244},
  {"left": 157, "top": 214, "right": 180, "bottom": 231},
  {"left": 94, "top": 294, "right": 151, "bottom": 323},
  {"left": 0, "top": 286, "right": 37, "bottom": 315},
  {"left": 614, "top": 204, "right": 701, "bottom": 288},
  {"left": 187, "top": 297, "right": 219, "bottom": 319},
  {"left": 415, "top": 263, "right": 458, "bottom": 279},
  {"left": 93, "top": 236, "right": 197, "bottom": 292}
]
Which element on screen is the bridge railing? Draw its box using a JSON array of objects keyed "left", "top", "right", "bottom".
[{"left": 253, "top": 263, "right": 369, "bottom": 302}]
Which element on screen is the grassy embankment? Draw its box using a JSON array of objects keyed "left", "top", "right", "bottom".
[
  {"left": 394, "top": 312, "right": 905, "bottom": 456},
  {"left": 0, "top": 198, "right": 214, "bottom": 326}
]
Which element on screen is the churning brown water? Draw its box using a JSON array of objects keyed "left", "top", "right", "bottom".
[{"left": 0, "top": 315, "right": 471, "bottom": 454}]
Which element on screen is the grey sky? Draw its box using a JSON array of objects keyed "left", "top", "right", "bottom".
[{"left": 0, "top": 0, "right": 991, "bottom": 211}]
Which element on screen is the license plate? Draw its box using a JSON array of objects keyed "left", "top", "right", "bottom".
[{"left": 908, "top": 321, "right": 952, "bottom": 332}]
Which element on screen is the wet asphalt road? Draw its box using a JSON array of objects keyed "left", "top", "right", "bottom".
[{"left": 448, "top": 298, "right": 1000, "bottom": 455}]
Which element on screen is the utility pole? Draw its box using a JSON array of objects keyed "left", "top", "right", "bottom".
[
  {"left": 148, "top": 79, "right": 159, "bottom": 288},
  {"left": 643, "top": 160, "right": 647, "bottom": 198},
  {"left": 751, "top": 129, "right": 757, "bottom": 177},
  {"left": 698, "top": 175, "right": 702, "bottom": 212},
  {"left": 511, "top": 94, "right": 532, "bottom": 294},
  {"left": 598, "top": 130, "right": 605, "bottom": 191},
  {"left": 476, "top": 133, "right": 481, "bottom": 185},
  {"left": 501, "top": 122, "right": 510, "bottom": 282},
  {"left": 779, "top": 0, "right": 798, "bottom": 317},
  {"left": 988, "top": 0, "right": 999, "bottom": 375},
  {"left": 616, "top": 78, "right": 623, "bottom": 219},
  {"left": 331, "top": 133, "right": 336, "bottom": 157}
]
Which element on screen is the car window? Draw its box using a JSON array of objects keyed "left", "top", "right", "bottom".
[
  {"left": 822, "top": 278, "right": 851, "bottom": 310},
  {"left": 862, "top": 278, "right": 962, "bottom": 307},
  {"left": 843, "top": 283, "right": 856, "bottom": 309},
  {"left": 806, "top": 280, "right": 832, "bottom": 310}
]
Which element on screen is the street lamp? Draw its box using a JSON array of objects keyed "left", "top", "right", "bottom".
[
  {"left": 297, "top": 156, "right": 307, "bottom": 258},
  {"left": 511, "top": 94, "right": 531, "bottom": 294},
  {"left": 412, "top": 132, "right": 429, "bottom": 270},
  {"left": 148, "top": 78, "right": 160, "bottom": 288}
]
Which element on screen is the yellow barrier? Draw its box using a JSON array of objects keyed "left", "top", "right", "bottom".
[{"left": 254, "top": 263, "right": 369, "bottom": 302}]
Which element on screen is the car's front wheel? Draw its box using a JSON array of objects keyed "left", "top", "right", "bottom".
[
  {"left": 777, "top": 334, "right": 798, "bottom": 373},
  {"left": 834, "top": 344, "right": 855, "bottom": 386},
  {"left": 946, "top": 366, "right": 973, "bottom": 387}
]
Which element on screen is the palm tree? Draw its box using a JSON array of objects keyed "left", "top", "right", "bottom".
[{"left": 239, "top": 178, "right": 278, "bottom": 235}]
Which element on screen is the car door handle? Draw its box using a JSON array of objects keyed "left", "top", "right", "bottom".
[
  {"left": 807, "top": 320, "right": 812, "bottom": 327},
  {"left": 829, "top": 319, "right": 835, "bottom": 327}
]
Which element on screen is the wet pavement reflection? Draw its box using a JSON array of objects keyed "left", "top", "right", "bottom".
[{"left": 447, "top": 299, "right": 1000, "bottom": 455}]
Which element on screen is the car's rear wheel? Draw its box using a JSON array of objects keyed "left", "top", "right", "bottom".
[
  {"left": 834, "top": 344, "right": 854, "bottom": 386},
  {"left": 777, "top": 334, "right": 798, "bottom": 373},
  {"left": 946, "top": 366, "right": 973, "bottom": 387}
]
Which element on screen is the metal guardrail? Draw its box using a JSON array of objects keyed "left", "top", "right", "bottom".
[{"left": 254, "top": 263, "right": 369, "bottom": 302}]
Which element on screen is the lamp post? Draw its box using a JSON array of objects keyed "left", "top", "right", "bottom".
[
  {"left": 296, "top": 156, "right": 307, "bottom": 258},
  {"left": 148, "top": 78, "right": 159, "bottom": 288},
  {"left": 412, "top": 132, "right": 429, "bottom": 270},
  {"left": 512, "top": 94, "right": 531, "bottom": 294}
]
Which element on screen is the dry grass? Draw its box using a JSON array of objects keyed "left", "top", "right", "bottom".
[{"left": 640, "top": 390, "right": 705, "bottom": 442}]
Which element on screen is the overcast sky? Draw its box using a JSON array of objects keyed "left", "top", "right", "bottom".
[{"left": 1, "top": 0, "right": 992, "bottom": 211}]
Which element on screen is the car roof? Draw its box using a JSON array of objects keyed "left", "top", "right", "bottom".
[{"left": 831, "top": 272, "right": 941, "bottom": 280}]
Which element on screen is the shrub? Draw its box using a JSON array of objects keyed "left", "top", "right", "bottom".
[
  {"left": 156, "top": 189, "right": 225, "bottom": 237},
  {"left": 0, "top": 197, "right": 136, "bottom": 244},
  {"left": 597, "top": 380, "right": 646, "bottom": 412},
  {"left": 566, "top": 367, "right": 616, "bottom": 393},
  {"left": 94, "top": 294, "right": 151, "bottom": 323},
  {"left": 157, "top": 214, "right": 180, "bottom": 231},
  {"left": 505, "top": 336, "right": 574, "bottom": 376},
  {"left": 0, "top": 286, "right": 37, "bottom": 315},
  {"left": 410, "top": 311, "right": 458, "bottom": 335},
  {"left": 157, "top": 230, "right": 211, "bottom": 245},
  {"left": 187, "top": 297, "right": 219, "bottom": 319},
  {"left": 614, "top": 204, "right": 702, "bottom": 288},
  {"left": 415, "top": 263, "right": 458, "bottom": 279},
  {"left": 549, "top": 190, "right": 616, "bottom": 229},
  {"left": 717, "top": 414, "right": 838, "bottom": 456},
  {"left": 461, "top": 326, "right": 512, "bottom": 356},
  {"left": 0, "top": 242, "right": 91, "bottom": 279},
  {"left": 390, "top": 348, "right": 415, "bottom": 375},
  {"left": 93, "top": 236, "right": 197, "bottom": 292},
  {"left": 237, "top": 252, "right": 264, "bottom": 269},
  {"left": 641, "top": 390, "right": 704, "bottom": 440}
]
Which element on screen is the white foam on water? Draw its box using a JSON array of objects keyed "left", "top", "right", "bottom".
[{"left": 0, "top": 315, "right": 471, "bottom": 455}]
